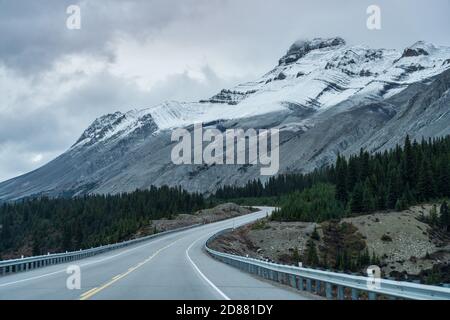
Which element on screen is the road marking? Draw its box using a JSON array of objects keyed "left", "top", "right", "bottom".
[
  {"left": 0, "top": 209, "right": 271, "bottom": 292},
  {"left": 80, "top": 238, "right": 182, "bottom": 300},
  {"left": 186, "top": 236, "right": 231, "bottom": 300},
  {"left": 80, "top": 287, "right": 98, "bottom": 297},
  {"left": 0, "top": 233, "right": 174, "bottom": 288}
]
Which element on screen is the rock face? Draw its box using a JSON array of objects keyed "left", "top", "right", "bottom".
[
  {"left": 278, "top": 37, "right": 346, "bottom": 65},
  {"left": 1, "top": 38, "right": 450, "bottom": 200}
]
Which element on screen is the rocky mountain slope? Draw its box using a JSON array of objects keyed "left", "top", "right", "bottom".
[{"left": 1, "top": 37, "right": 450, "bottom": 200}]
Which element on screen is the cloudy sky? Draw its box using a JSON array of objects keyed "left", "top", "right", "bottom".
[{"left": 0, "top": 0, "right": 449, "bottom": 182}]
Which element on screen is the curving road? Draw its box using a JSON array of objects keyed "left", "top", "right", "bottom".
[{"left": 0, "top": 207, "right": 315, "bottom": 300}]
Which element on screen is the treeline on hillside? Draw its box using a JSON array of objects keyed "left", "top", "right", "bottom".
[
  {"left": 0, "top": 186, "right": 205, "bottom": 259},
  {"left": 216, "top": 135, "right": 450, "bottom": 222},
  {"left": 333, "top": 135, "right": 450, "bottom": 213},
  {"left": 271, "top": 183, "right": 346, "bottom": 222},
  {"left": 214, "top": 169, "right": 328, "bottom": 199}
]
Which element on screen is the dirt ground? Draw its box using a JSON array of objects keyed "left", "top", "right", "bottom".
[
  {"left": 209, "top": 220, "right": 316, "bottom": 263},
  {"left": 135, "top": 203, "right": 255, "bottom": 236},
  {"left": 343, "top": 205, "right": 445, "bottom": 277}
]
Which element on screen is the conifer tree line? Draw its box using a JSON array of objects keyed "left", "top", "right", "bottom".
[
  {"left": 216, "top": 135, "right": 450, "bottom": 222},
  {"left": 0, "top": 186, "right": 204, "bottom": 259}
]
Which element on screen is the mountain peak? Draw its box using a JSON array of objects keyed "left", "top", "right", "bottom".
[
  {"left": 401, "top": 41, "right": 436, "bottom": 58},
  {"left": 279, "top": 37, "right": 346, "bottom": 66}
]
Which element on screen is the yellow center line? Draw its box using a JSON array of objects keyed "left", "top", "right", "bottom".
[
  {"left": 79, "top": 238, "right": 182, "bottom": 300},
  {"left": 80, "top": 287, "right": 98, "bottom": 298}
]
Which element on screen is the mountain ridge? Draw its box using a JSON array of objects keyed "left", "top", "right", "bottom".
[{"left": 1, "top": 37, "right": 450, "bottom": 200}]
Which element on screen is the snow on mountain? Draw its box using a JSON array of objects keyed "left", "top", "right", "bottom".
[
  {"left": 2, "top": 37, "right": 450, "bottom": 200},
  {"left": 72, "top": 109, "right": 157, "bottom": 148},
  {"left": 73, "top": 37, "right": 450, "bottom": 149}
]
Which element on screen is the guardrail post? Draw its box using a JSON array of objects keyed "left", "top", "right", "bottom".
[
  {"left": 326, "top": 282, "right": 333, "bottom": 299},
  {"left": 289, "top": 274, "right": 296, "bottom": 288},
  {"left": 351, "top": 288, "right": 359, "bottom": 300},
  {"left": 368, "top": 292, "right": 377, "bottom": 300},
  {"left": 315, "top": 280, "right": 321, "bottom": 295},
  {"left": 298, "top": 277, "right": 304, "bottom": 291},
  {"left": 306, "top": 278, "right": 312, "bottom": 292},
  {"left": 337, "top": 285, "right": 344, "bottom": 300}
]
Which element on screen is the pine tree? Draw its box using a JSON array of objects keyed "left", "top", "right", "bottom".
[
  {"left": 305, "top": 239, "right": 319, "bottom": 267},
  {"left": 395, "top": 197, "right": 408, "bottom": 211},
  {"left": 335, "top": 154, "right": 348, "bottom": 203},
  {"left": 359, "top": 149, "right": 370, "bottom": 183},
  {"left": 430, "top": 204, "right": 438, "bottom": 225},
  {"left": 387, "top": 168, "right": 401, "bottom": 209},
  {"left": 417, "top": 158, "right": 435, "bottom": 201},
  {"left": 371, "top": 251, "right": 380, "bottom": 266},
  {"left": 440, "top": 201, "right": 450, "bottom": 232},
  {"left": 292, "top": 247, "right": 300, "bottom": 263},
  {"left": 347, "top": 157, "right": 359, "bottom": 193},
  {"left": 362, "top": 178, "right": 376, "bottom": 212},
  {"left": 350, "top": 182, "right": 364, "bottom": 213},
  {"left": 402, "top": 135, "right": 416, "bottom": 188},
  {"left": 438, "top": 158, "right": 450, "bottom": 197},
  {"left": 311, "top": 226, "right": 320, "bottom": 240}
]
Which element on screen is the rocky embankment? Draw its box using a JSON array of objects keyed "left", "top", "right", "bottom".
[{"left": 208, "top": 204, "right": 450, "bottom": 284}]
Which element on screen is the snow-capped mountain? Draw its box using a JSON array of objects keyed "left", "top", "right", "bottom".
[
  {"left": 71, "top": 37, "right": 450, "bottom": 149},
  {"left": 1, "top": 38, "right": 450, "bottom": 200}
]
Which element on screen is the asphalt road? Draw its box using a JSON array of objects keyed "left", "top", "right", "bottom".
[{"left": 0, "top": 207, "right": 314, "bottom": 300}]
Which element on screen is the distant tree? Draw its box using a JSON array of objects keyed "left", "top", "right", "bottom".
[
  {"left": 292, "top": 247, "right": 300, "bottom": 263},
  {"left": 386, "top": 168, "right": 401, "bottom": 209},
  {"left": 417, "top": 158, "right": 436, "bottom": 201},
  {"left": 440, "top": 201, "right": 450, "bottom": 231},
  {"left": 401, "top": 135, "right": 416, "bottom": 188},
  {"left": 311, "top": 226, "right": 320, "bottom": 241},
  {"left": 305, "top": 239, "right": 319, "bottom": 267},
  {"left": 362, "top": 178, "right": 376, "bottom": 212},
  {"left": 438, "top": 158, "right": 450, "bottom": 197},
  {"left": 335, "top": 154, "right": 348, "bottom": 203},
  {"left": 429, "top": 204, "right": 439, "bottom": 226},
  {"left": 350, "top": 182, "right": 364, "bottom": 213}
]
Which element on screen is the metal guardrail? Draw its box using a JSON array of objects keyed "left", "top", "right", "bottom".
[
  {"left": 0, "top": 224, "right": 201, "bottom": 277},
  {"left": 205, "top": 229, "right": 450, "bottom": 300}
]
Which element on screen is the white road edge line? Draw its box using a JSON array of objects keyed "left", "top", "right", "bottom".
[
  {"left": 0, "top": 232, "right": 177, "bottom": 288},
  {"left": 1, "top": 208, "right": 270, "bottom": 289},
  {"left": 186, "top": 236, "right": 231, "bottom": 301}
]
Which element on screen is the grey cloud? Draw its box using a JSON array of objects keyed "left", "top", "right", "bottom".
[
  {"left": 0, "top": 66, "right": 239, "bottom": 181},
  {"left": 0, "top": 0, "right": 213, "bottom": 73},
  {"left": 2, "top": 0, "right": 449, "bottom": 74},
  {"left": 1, "top": 0, "right": 449, "bottom": 182}
]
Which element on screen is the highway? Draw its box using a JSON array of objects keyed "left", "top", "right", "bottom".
[{"left": 0, "top": 207, "right": 315, "bottom": 300}]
